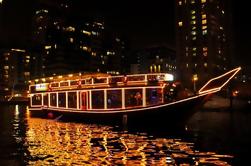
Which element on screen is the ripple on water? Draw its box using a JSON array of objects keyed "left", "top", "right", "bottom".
[{"left": 21, "top": 117, "right": 234, "bottom": 165}]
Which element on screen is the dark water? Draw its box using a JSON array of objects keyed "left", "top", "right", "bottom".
[{"left": 0, "top": 105, "right": 250, "bottom": 165}]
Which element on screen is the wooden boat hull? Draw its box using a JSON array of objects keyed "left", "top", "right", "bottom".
[{"left": 29, "top": 94, "right": 210, "bottom": 127}]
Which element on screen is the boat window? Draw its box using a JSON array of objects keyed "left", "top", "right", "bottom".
[
  {"left": 58, "top": 93, "right": 66, "bottom": 107},
  {"left": 32, "top": 94, "right": 42, "bottom": 105},
  {"left": 110, "top": 76, "right": 123, "bottom": 84},
  {"left": 70, "top": 80, "right": 79, "bottom": 86},
  {"left": 81, "top": 80, "right": 86, "bottom": 85},
  {"left": 68, "top": 92, "right": 77, "bottom": 108},
  {"left": 147, "top": 75, "right": 158, "bottom": 81},
  {"left": 107, "top": 90, "right": 122, "bottom": 109},
  {"left": 125, "top": 89, "right": 143, "bottom": 107},
  {"left": 85, "top": 78, "right": 92, "bottom": 84},
  {"left": 43, "top": 94, "right": 48, "bottom": 106},
  {"left": 50, "top": 93, "right": 57, "bottom": 107},
  {"left": 92, "top": 90, "right": 104, "bottom": 109},
  {"left": 30, "top": 86, "right": 36, "bottom": 93},
  {"left": 51, "top": 83, "right": 59, "bottom": 88},
  {"left": 127, "top": 75, "right": 145, "bottom": 82},
  {"left": 60, "top": 82, "right": 69, "bottom": 87},
  {"left": 93, "top": 78, "right": 107, "bottom": 84},
  {"left": 146, "top": 88, "right": 163, "bottom": 106}
]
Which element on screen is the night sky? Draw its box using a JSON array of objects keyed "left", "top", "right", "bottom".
[{"left": 0, "top": 0, "right": 250, "bottom": 66}]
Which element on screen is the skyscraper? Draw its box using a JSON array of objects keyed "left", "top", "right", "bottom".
[
  {"left": 0, "top": 49, "right": 30, "bottom": 100},
  {"left": 31, "top": 0, "right": 127, "bottom": 77},
  {"left": 176, "top": 0, "right": 231, "bottom": 88},
  {"left": 32, "top": 0, "right": 106, "bottom": 77}
]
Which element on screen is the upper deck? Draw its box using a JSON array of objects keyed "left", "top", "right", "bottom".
[{"left": 29, "top": 73, "right": 174, "bottom": 93}]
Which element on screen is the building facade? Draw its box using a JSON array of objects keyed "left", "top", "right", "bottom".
[
  {"left": 0, "top": 49, "right": 30, "bottom": 100},
  {"left": 176, "top": 0, "right": 230, "bottom": 88},
  {"left": 131, "top": 45, "right": 176, "bottom": 75},
  {"left": 32, "top": 0, "right": 127, "bottom": 78}
]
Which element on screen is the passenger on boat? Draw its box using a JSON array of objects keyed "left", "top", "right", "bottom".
[{"left": 135, "top": 92, "right": 142, "bottom": 105}]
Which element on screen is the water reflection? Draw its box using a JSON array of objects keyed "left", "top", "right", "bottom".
[{"left": 24, "top": 110, "right": 233, "bottom": 165}]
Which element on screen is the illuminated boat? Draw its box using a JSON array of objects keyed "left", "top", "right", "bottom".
[{"left": 28, "top": 67, "right": 241, "bottom": 125}]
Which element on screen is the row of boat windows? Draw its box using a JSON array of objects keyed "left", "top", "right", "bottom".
[{"left": 31, "top": 88, "right": 164, "bottom": 110}]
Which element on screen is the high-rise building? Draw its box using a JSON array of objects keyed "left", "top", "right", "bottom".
[
  {"left": 31, "top": 0, "right": 109, "bottom": 77},
  {"left": 0, "top": 49, "right": 30, "bottom": 100},
  {"left": 131, "top": 45, "right": 176, "bottom": 75},
  {"left": 31, "top": 0, "right": 127, "bottom": 78},
  {"left": 176, "top": 0, "right": 230, "bottom": 88}
]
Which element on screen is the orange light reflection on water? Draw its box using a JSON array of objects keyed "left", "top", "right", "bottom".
[{"left": 25, "top": 114, "right": 233, "bottom": 165}]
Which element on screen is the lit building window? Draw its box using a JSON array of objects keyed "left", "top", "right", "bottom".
[
  {"left": 192, "top": 26, "right": 196, "bottom": 30},
  {"left": 4, "top": 66, "right": 9, "bottom": 70},
  {"left": 25, "top": 60, "right": 30, "bottom": 63},
  {"left": 178, "top": 21, "right": 183, "bottom": 27},
  {"left": 192, "top": 37, "right": 197, "bottom": 40},
  {"left": 82, "top": 46, "right": 88, "bottom": 51},
  {"left": 202, "top": 19, "right": 207, "bottom": 24},
  {"left": 191, "top": 31, "right": 196, "bottom": 35},
  {"left": 69, "top": 38, "right": 74, "bottom": 43},
  {"left": 24, "top": 72, "right": 30, "bottom": 76},
  {"left": 82, "top": 30, "right": 91, "bottom": 36},
  {"left": 5, "top": 57, "right": 8, "bottom": 61},
  {"left": 150, "top": 66, "right": 153, "bottom": 72},
  {"left": 193, "top": 53, "right": 196, "bottom": 56},
  {"left": 203, "top": 52, "right": 208, "bottom": 56},
  {"left": 92, "top": 31, "right": 98, "bottom": 36},
  {"left": 191, "top": 15, "right": 196, "bottom": 19},
  {"left": 191, "top": 10, "right": 196, "bottom": 14},
  {"left": 191, "top": 0, "right": 195, "bottom": 4},
  {"left": 220, "top": 26, "right": 223, "bottom": 30},
  {"left": 191, "top": 20, "right": 196, "bottom": 25},
  {"left": 192, "top": 47, "right": 197, "bottom": 51},
  {"left": 65, "top": 26, "right": 75, "bottom": 32},
  {"left": 154, "top": 65, "right": 157, "bottom": 72},
  {"left": 201, "top": 0, "right": 206, "bottom": 3},
  {"left": 179, "top": 1, "right": 182, "bottom": 5},
  {"left": 115, "top": 38, "right": 120, "bottom": 42},
  {"left": 91, "top": 52, "right": 97, "bottom": 56},
  {"left": 194, "top": 63, "right": 197, "bottom": 67},
  {"left": 202, "top": 14, "right": 206, "bottom": 19},
  {"left": 204, "top": 63, "right": 207, "bottom": 67},
  {"left": 202, "top": 25, "right": 207, "bottom": 30},
  {"left": 35, "top": 9, "right": 48, "bottom": 15},
  {"left": 222, "top": 10, "right": 224, "bottom": 14},
  {"left": 186, "top": 64, "right": 189, "bottom": 68},
  {"left": 202, "top": 30, "right": 207, "bottom": 35},
  {"left": 185, "top": 47, "right": 189, "bottom": 51},
  {"left": 45, "top": 46, "right": 51, "bottom": 49},
  {"left": 203, "top": 47, "right": 208, "bottom": 51},
  {"left": 107, "top": 51, "right": 115, "bottom": 55}
]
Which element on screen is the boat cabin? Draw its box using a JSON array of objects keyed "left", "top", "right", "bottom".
[{"left": 29, "top": 73, "right": 176, "bottom": 111}]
